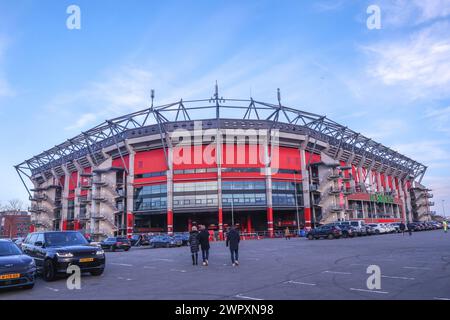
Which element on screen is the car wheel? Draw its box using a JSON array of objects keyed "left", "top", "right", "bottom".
[
  {"left": 90, "top": 268, "right": 104, "bottom": 276},
  {"left": 165, "top": 243, "right": 170, "bottom": 248},
  {"left": 307, "top": 234, "right": 314, "bottom": 240},
  {"left": 22, "top": 283, "right": 34, "bottom": 290},
  {"left": 43, "top": 259, "right": 56, "bottom": 282},
  {"left": 327, "top": 234, "right": 334, "bottom": 240},
  {"left": 124, "top": 248, "right": 130, "bottom": 252},
  {"left": 342, "top": 232, "right": 348, "bottom": 238}
]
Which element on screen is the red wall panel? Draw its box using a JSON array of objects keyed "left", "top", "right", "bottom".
[
  {"left": 173, "top": 145, "right": 217, "bottom": 169},
  {"left": 135, "top": 149, "right": 168, "bottom": 174}
]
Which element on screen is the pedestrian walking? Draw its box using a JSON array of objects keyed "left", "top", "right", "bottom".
[
  {"left": 198, "top": 225, "right": 210, "bottom": 266},
  {"left": 284, "top": 227, "right": 291, "bottom": 240},
  {"left": 407, "top": 223, "right": 413, "bottom": 236},
  {"left": 443, "top": 220, "right": 448, "bottom": 233},
  {"left": 399, "top": 222, "right": 406, "bottom": 236},
  {"left": 189, "top": 226, "right": 200, "bottom": 265},
  {"left": 226, "top": 225, "right": 240, "bottom": 266}
]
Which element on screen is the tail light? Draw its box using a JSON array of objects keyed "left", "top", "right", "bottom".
[{"left": 117, "top": 242, "right": 122, "bottom": 245}]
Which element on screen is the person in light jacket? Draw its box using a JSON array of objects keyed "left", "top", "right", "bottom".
[{"left": 226, "top": 225, "right": 240, "bottom": 266}]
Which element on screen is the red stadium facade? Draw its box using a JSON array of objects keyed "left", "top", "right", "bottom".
[{"left": 16, "top": 88, "right": 434, "bottom": 239}]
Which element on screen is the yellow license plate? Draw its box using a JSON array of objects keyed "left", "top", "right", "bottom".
[
  {"left": 79, "top": 258, "right": 94, "bottom": 263},
  {"left": 0, "top": 273, "right": 20, "bottom": 280}
]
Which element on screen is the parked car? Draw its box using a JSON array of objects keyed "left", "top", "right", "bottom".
[
  {"left": 173, "top": 233, "right": 190, "bottom": 246},
  {"left": 338, "top": 225, "right": 358, "bottom": 238},
  {"left": 390, "top": 223, "right": 402, "bottom": 233},
  {"left": 325, "top": 223, "right": 356, "bottom": 238},
  {"left": 307, "top": 225, "right": 342, "bottom": 240},
  {"left": 338, "top": 220, "right": 367, "bottom": 236},
  {"left": 364, "top": 225, "right": 375, "bottom": 235},
  {"left": 100, "top": 237, "right": 131, "bottom": 251},
  {"left": 0, "top": 239, "right": 36, "bottom": 290},
  {"left": 407, "top": 222, "right": 421, "bottom": 231},
  {"left": 21, "top": 231, "right": 105, "bottom": 281},
  {"left": 12, "top": 237, "right": 25, "bottom": 247},
  {"left": 149, "top": 235, "right": 180, "bottom": 248},
  {"left": 368, "top": 223, "right": 387, "bottom": 234},
  {"left": 130, "top": 234, "right": 150, "bottom": 247}
]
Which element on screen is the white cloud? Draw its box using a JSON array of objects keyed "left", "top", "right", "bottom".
[
  {"left": 65, "top": 113, "right": 97, "bottom": 131},
  {"left": 380, "top": 0, "right": 450, "bottom": 27},
  {"left": 425, "top": 106, "right": 450, "bottom": 135},
  {"left": 363, "top": 21, "right": 450, "bottom": 100},
  {"left": 391, "top": 140, "right": 450, "bottom": 166}
]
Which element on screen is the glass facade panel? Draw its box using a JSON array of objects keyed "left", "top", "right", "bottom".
[{"left": 134, "top": 184, "right": 167, "bottom": 212}]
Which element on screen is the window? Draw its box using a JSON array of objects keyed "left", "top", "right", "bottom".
[
  {"left": 134, "top": 171, "right": 166, "bottom": 179},
  {"left": 28, "top": 233, "right": 38, "bottom": 245}
]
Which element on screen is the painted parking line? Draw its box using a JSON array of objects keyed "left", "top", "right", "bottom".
[
  {"left": 235, "top": 294, "right": 263, "bottom": 301},
  {"left": 322, "top": 271, "right": 352, "bottom": 275},
  {"left": 143, "top": 266, "right": 156, "bottom": 269},
  {"left": 117, "top": 277, "right": 133, "bottom": 281},
  {"left": 285, "top": 280, "right": 317, "bottom": 286},
  {"left": 45, "top": 287, "right": 59, "bottom": 292},
  {"left": 153, "top": 258, "right": 174, "bottom": 262},
  {"left": 402, "top": 266, "right": 431, "bottom": 270},
  {"left": 170, "top": 269, "right": 187, "bottom": 273},
  {"left": 350, "top": 288, "right": 389, "bottom": 294},
  {"left": 434, "top": 297, "right": 450, "bottom": 300},
  {"left": 110, "top": 263, "right": 133, "bottom": 267},
  {"left": 382, "top": 275, "right": 415, "bottom": 280}
]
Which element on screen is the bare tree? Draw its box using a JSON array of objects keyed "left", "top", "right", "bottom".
[{"left": 5, "top": 199, "right": 24, "bottom": 212}]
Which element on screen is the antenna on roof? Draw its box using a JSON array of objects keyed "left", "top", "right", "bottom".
[
  {"left": 277, "top": 88, "right": 281, "bottom": 106},
  {"left": 150, "top": 89, "right": 155, "bottom": 108}
]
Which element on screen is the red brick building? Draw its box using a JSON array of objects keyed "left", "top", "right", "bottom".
[{"left": 0, "top": 211, "right": 31, "bottom": 238}]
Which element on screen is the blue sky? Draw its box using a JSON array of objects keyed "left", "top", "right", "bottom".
[{"left": 0, "top": 0, "right": 449, "bottom": 215}]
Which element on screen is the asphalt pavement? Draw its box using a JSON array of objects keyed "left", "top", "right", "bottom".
[{"left": 1, "top": 230, "right": 450, "bottom": 300}]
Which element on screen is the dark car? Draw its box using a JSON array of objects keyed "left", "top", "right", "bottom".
[
  {"left": 149, "top": 235, "right": 181, "bottom": 248},
  {"left": 100, "top": 237, "right": 131, "bottom": 251},
  {"left": 307, "top": 225, "right": 342, "bottom": 240},
  {"left": 325, "top": 223, "right": 356, "bottom": 238},
  {"left": 407, "top": 222, "right": 421, "bottom": 231},
  {"left": 21, "top": 231, "right": 105, "bottom": 281},
  {"left": 173, "top": 233, "right": 190, "bottom": 246},
  {"left": 0, "top": 239, "right": 36, "bottom": 290},
  {"left": 338, "top": 225, "right": 358, "bottom": 238},
  {"left": 130, "top": 234, "right": 150, "bottom": 247}
]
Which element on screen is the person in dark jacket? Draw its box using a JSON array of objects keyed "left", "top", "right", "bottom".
[
  {"left": 399, "top": 222, "right": 406, "bottom": 235},
  {"left": 198, "top": 225, "right": 210, "bottom": 266},
  {"left": 226, "top": 225, "right": 240, "bottom": 266},
  {"left": 189, "top": 226, "right": 200, "bottom": 265}
]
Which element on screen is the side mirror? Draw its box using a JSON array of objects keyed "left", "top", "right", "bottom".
[{"left": 34, "top": 241, "right": 44, "bottom": 247}]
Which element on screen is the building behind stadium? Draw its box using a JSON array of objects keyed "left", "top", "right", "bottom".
[{"left": 16, "top": 87, "right": 435, "bottom": 239}]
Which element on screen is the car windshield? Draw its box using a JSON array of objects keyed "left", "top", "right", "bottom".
[
  {"left": 106, "top": 238, "right": 116, "bottom": 241},
  {"left": 0, "top": 241, "right": 22, "bottom": 256},
  {"left": 45, "top": 232, "right": 88, "bottom": 247}
]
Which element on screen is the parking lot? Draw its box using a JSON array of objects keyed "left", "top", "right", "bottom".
[{"left": 1, "top": 230, "right": 450, "bottom": 300}]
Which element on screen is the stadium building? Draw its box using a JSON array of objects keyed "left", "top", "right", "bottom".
[{"left": 16, "top": 86, "right": 434, "bottom": 239}]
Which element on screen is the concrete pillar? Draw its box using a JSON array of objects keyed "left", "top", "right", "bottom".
[
  {"left": 300, "top": 149, "right": 311, "bottom": 229},
  {"left": 167, "top": 146, "right": 174, "bottom": 235},
  {"left": 216, "top": 129, "right": 224, "bottom": 240},
  {"left": 264, "top": 141, "right": 273, "bottom": 237},
  {"left": 126, "top": 147, "right": 135, "bottom": 238},
  {"left": 61, "top": 166, "right": 70, "bottom": 230}
]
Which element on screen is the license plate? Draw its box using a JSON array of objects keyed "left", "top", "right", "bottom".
[
  {"left": 79, "top": 258, "right": 94, "bottom": 263},
  {"left": 0, "top": 273, "right": 20, "bottom": 280}
]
